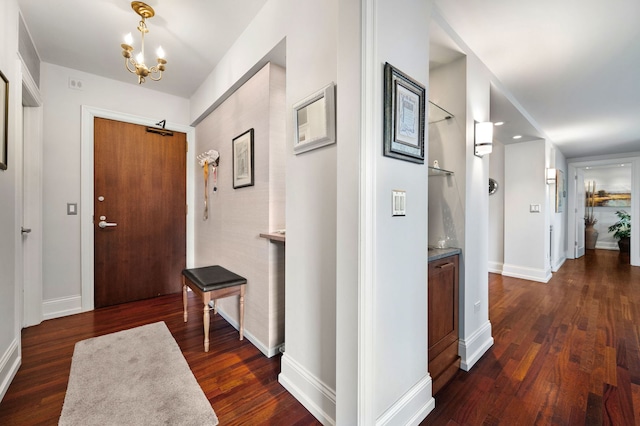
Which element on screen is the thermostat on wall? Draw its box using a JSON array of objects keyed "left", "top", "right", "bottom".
[{"left": 392, "top": 190, "right": 406, "bottom": 216}]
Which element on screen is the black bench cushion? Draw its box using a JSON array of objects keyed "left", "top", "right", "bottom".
[{"left": 182, "top": 265, "right": 247, "bottom": 292}]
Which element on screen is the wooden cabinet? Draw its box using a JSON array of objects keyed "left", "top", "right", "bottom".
[{"left": 428, "top": 253, "right": 460, "bottom": 395}]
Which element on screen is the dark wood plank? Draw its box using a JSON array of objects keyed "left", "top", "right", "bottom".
[
  {"left": 422, "top": 249, "right": 640, "bottom": 425},
  {"left": 0, "top": 292, "right": 320, "bottom": 426}
]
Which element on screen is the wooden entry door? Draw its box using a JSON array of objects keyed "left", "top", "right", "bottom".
[{"left": 94, "top": 118, "right": 186, "bottom": 308}]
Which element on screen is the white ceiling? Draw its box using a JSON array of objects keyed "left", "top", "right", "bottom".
[
  {"left": 18, "top": 0, "right": 269, "bottom": 98},
  {"left": 18, "top": 1, "right": 640, "bottom": 159},
  {"left": 435, "top": 0, "right": 640, "bottom": 159}
]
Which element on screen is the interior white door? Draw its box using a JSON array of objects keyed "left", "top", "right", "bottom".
[{"left": 575, "top": 168, "right": 586, "bottom": 258}]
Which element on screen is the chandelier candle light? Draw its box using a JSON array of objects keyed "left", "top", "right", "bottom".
[{"left": 121, "top": 1, "right": 166, "bottom": 84}]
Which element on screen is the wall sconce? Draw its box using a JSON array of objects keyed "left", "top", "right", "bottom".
[
  {"left": 546, "top": 168, "right": 557, "bottom": 185},
  {"left": 474, "top": 121, "right": 493, "bottom": 157}
]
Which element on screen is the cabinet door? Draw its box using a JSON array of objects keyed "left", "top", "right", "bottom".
[{"left": 428, "top": 255, "right": 459, "bottom": 361}]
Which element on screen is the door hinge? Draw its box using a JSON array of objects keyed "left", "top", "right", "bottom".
[
  {"left": 186, "top": 204, "right": 188, "bottom": 215},
  {"left": 186, "top": 141, "right": 188, "bottom": 152}
]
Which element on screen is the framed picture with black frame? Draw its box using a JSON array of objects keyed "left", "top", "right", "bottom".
[
  {"left": 0, "top": 69, "right": 8, "bottom": 171},
  {"left": 232, "top": 128, "right": 254, "bottom": 189},
  {"left": 383, "top": 62, "right": 425, "bottom": 164}
]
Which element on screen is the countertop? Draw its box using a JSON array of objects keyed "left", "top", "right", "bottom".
[{"left": 428, "top": 247, "right": 461, "bottom": 262}]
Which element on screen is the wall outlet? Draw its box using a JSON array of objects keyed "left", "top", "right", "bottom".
[
  {"left": 69, "top": 78, "right": 83, "bottom": 90},
  {"left": 530, "top": 204, "right": 541, "bottom": 213}
]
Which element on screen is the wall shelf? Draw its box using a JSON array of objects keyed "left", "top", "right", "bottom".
[
  {"left": 428, "top": 101, "right": 454, "bottom": 124},
  {"left": 428, "top": 166, "right": 454, "bottom": 177}
]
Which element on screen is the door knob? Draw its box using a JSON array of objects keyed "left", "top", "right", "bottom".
[
  {"left": 98, "top": 221, "right": 118, "bottom": 229},
  {"left": 21, "top": 227, "right": 32, "bottom": 234}
]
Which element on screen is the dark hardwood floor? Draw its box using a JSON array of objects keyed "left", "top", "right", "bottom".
[
  {"left": 423, "top": 249, "right": 640, "bottom": 425},
  {"left": 2, "top": 250, "right": 637, "bottom": 425},
  {"left": 0, "top": 291, "right": 320, "bottom": 426}
]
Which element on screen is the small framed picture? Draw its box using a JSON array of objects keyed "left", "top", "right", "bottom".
[
  {"left": 232, "top": 128, "right": 254, "bottom": 189},
  {"left": 0, "top": 69, "right": 8, "bottom": 171},
  {"left": 293, "top": 82, "right": 336, "bottom": 154},
  {"left": 383, "top": 62, "right": 425, "bottom": 164}
]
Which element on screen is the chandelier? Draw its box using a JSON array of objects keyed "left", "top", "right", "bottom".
[{"left": 121, "top": 1, "right": 166, "bottom": 84}]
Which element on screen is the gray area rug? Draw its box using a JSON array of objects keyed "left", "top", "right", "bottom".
[{"left": 59, "top": 322, "right": 218, "bottom": 425}]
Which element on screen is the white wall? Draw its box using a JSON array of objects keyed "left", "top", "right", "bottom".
[
  {"left": 0, "top": 0, "right": 22, "bottom": 401},
  {"left": 374, "top": 0, "right": 433, "bottom": 422},
  {"left": 189, "top": 1, "right": 339, "bottom": 423},
  {"left": 39, "top": 63, "right": 190, "bottom": 319},
  {"left": 459, "top": 51, "right": 494, "bottom": 371},
  {"left": 503, "top": 139, "right": 552, "bottom": 282},
  {"left": 193, "top": 63, "right": 286, "bottom": 357},
  {"left": 488, "top": 141, "right": 505, "bottom": 273}
]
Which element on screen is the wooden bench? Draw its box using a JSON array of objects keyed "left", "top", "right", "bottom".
[{"left": 182, "top": 265, "right": 247, "bottom": 352}]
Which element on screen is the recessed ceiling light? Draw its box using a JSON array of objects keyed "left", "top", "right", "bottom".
[
  {"left": 494, "top": 121, "right": 504, "bottom": 126},
  {"left": 512, "top": 135, "right": 522, "bottom": 139}
]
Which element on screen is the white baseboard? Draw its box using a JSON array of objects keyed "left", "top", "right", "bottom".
[
  {"left": 595, "top": 241, "right": 618, "bottom": 251},
  {"left": 459, "top": 320, "right": 493, "bottom": 371},
  {"left": 279, "top": 353, "right": 336, "bottom": 425},
  {"left": 488, "top": 261, "right": 503, "bottom": 274},
  {"left": 376, "top": 375, "right": 435, "bottom": 426},
  {"left": 42, "top": 295, "right": 82, "bottom": 320},
  {"left": 502, "top": 264, "right": 552, "bottom": 283},
  {"left": 552, "top": 256, "right": 566, "bottom": 272},
  {"left": 0, "top": 338, "right": 21, "bottom": 402},
  {"left": 216, "top": 307, "right": 281, "bottom": 358}
]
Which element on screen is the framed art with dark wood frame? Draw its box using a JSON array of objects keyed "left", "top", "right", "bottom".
[
  {"left": 383, "top": 62, "right": 425, "bottom": 164},
  {"left": 232, "top": 128, "right": 254, "bottom": 189},
  {"left": 0, "top": 69, "right": 8, "bottom": 171},
  {"left": 293, "top": 82, "right": 336, "bottom": 154}
]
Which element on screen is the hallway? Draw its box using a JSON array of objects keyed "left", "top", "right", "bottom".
[{"left": 424, "top": 249, "right": 640, "bottom": 425}]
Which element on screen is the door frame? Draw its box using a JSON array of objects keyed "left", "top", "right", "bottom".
[
  {"left": 567, "top": 155, "right": 640, "bottom": 267},
  {"left": 20, "top": 57, "right": 44, "bottom": 327},
  {"left": 80, "top": 106, "right": 195, "bottom": 311}
]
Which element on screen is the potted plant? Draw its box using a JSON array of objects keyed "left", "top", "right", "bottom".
[{"left": 608, "top": 210, "right": 631, "bottom": 253}]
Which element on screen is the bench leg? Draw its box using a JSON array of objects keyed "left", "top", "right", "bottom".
[
  {"left": 203, "top": 293, "right": 211, "bottom": 352},
  {"left": 239, "top": 285, "right": 245, "bottom": 341},
  {"left": 182, "top": 280, "right": 188, "bottom": 323}
]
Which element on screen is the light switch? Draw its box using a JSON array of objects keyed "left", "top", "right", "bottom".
[
  {"left": 530, "top": 204, "right": 541, "bottom": 213},
  {"left": 392, "top": 190, "right": 406, "bottom": 216},
  {"left": 67, "top": 203, "right": 77, "bottom": 215}
]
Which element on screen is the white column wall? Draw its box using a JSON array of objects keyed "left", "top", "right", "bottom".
[
  {"left": 488, "top": 141, "right": 505, "bottom": 273},
  {"left": 503, "top": 139, "right": 552, "bottom": 282},
  {"left": 373, "top": 0, "right": 434, "bottom": 422}
]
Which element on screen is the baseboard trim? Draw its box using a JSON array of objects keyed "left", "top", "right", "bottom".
[
  {"left": 376, "top": 375, "right": 435, "bottom": 426},
  {"left": 216, "top": 307, "right": 281, "bottom": 358},
  {"left": 595, "top": 242, "right": 618, "bottom": 251},
  {"left": 552, "top": 256, "right": 566, "bottom": 272},
  {"left": 279, "top": 353, "right": 336, "bottom": 425},
  {"left": 459, "top": 320, "right": 493, "bottom": 371},
  {"left": 0, "top": 338, "right": 21, "bottom": 401},
  {"left": 502, "top": 264, "right": 552, "bottom": 283},
  {"left": 488, "top": 261, "right": 503, "bottom": 274},
  {"left": 42, "top": 295, "right": 82, "bottom": 320}
]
